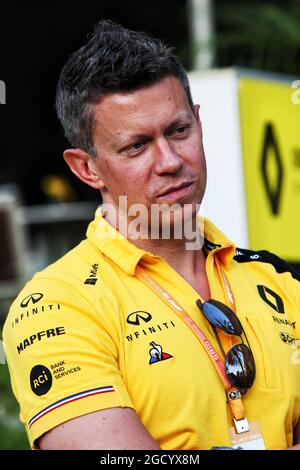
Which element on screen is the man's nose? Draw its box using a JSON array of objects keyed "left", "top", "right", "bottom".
[{"left": 153, "top": 139, "right": 183, "bottom": 175}]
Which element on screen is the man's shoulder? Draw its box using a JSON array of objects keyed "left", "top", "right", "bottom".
[
  {"left": 203, "top": 218, "right": 300, "bottom": 284},
  {"left": 34, "top": 238, "right": 103, "bottom": 284},
  {"left": 233, "top": 247, "right": 300, "bottom": 283},
  {"left": 2, "top": 239, "right": 109, "bottom": 338},
  {"left": 20, "top": 238, "right": 103, "bottom": 293}
]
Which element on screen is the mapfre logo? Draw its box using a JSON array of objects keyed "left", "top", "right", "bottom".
[
  {"left": 127, "top": 311, "right": 152, "bottom": 326},
  {"left": 30, "top": 365, "right": 52, "bottom": 396},
  {"left": 20, "top": 293, "right": 43, "bottom": 308},
  {"left": 84, "top": 263, "right": 99, "bottom": 285}
]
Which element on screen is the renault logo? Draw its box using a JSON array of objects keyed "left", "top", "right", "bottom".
[
  {"left": 257, "top": 285, "right": 285, "bottom": 313},
  {"left": 127, "top": 311, "right": 152, "bottom": 325},
  {"left": 261, "top": 123, "right": 284, "bottom": 215},
  {"left": 20, "top": 293, "right": 44, "bottom": 308}
]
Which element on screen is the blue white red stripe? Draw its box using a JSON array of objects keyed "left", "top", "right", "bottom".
[{"left": 29, "top": 386, "right": 114, "bottom": 428}]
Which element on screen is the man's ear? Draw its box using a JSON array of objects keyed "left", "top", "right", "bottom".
[
  {"left": 193, "top": 104, "right": 201, "bottom": 123},
  {"left": 63, "top": 148, "right": 105, "bottom": 190}
]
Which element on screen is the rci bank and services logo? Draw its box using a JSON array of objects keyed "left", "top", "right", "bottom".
[{"left": 30, "top": 365, "right": 52, "bottom": 396}]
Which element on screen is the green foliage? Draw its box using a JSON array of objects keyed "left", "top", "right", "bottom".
[
  {"left": 215, "top": 1, "right": 300, "bottom": 75},
  {"left": 0, "top": 329, "right": 29, "bottom": 450}
]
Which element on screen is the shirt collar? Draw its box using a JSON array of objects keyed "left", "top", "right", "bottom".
[
  {"left": 86, "top": 207, "right": 155, "bottom": 275},
  {"left": 202, "top": 218, "right": 236, "bottom": 269},
  {"left": 86, "top": 208, "right": 236, "bottom": 274}
]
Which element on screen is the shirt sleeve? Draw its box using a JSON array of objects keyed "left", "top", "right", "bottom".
[{"left": 2, "top": 276, "right": 134, "bottom": 449}]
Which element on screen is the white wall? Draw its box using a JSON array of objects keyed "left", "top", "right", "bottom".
[{"left": 189, "top": 69, "right": 249, "bottom": 248}]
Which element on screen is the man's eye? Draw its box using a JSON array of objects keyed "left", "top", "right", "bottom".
[
  {"left": 168, "top": 125, "right": 191, "bottom": 137},
  {"left": 121, "top": 141, "right": 147, "bottom": 157},
  {"left": 176, "top": 126, "right": 187, "bottom": 133},
  {"left": 130, "top": 142, "right": 143, "bottom": 150}
]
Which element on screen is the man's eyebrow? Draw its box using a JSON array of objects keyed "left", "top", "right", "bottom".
[
  {"left": 164, "top": 112, "right": 194, "bottom": 132},
  {"left": 114, "top": 133, "right": 150, "bottom": 149},
  {"left": 114, "top": 112, "right": 194, "bottom": 149}
]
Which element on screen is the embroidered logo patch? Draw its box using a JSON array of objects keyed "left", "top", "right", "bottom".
[
  {"left": 148, "top": 341, "right": 173, "bottom": 364},
  {"left": 257, "top": 285, "right": 285, "bottom": 313},
  {"left": 279, "top": 331, "right": 297, "bottom": 345}
]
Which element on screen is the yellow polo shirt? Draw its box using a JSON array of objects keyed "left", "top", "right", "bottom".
[{"left": 2, "top": 211, "right": 300, "bottom": 449}]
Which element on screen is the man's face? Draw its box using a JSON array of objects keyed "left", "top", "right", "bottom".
[{"left": 91, "top": 75, "right": 207, "bottom": 228}]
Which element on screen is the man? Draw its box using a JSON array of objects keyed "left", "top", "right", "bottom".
[{"left": 3, "top": 20, "right": 300, "bottom": 450}]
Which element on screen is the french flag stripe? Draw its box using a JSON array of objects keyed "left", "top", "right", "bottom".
[{"left": 29, "top": 386, "right": 114, "bottom": 427}]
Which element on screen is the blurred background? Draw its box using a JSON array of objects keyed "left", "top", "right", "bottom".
[{"left": 0, "top": 0, "right": 300, "bottom": 449}]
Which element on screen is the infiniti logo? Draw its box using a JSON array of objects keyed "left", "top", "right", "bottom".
[
  {"left": 20, "top": 293, "right": 44, "bottom": 308},
  {"left": 126, "top": 311, "right": 152, "bottom": 326}
]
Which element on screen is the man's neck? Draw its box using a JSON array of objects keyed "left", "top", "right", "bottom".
[
  {"left": 103, "top": 206, "right": 202, "bottom": 263},
  {"left": 131, "top": 234, "right": 201, "bottom": 267},
  {"left": 103, "top": 208, "right": 210, "bottom": 299},
  {"left": 133, "top": 235, "right": 210, "bottom": 300}
]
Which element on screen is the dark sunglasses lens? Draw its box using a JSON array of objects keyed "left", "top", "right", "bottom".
[
  {"left": 225, "top": 344, "right": 256, "bottom": 389},
  {"left": 197, "top": 299, "right": 243, "bottom": 335}
]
